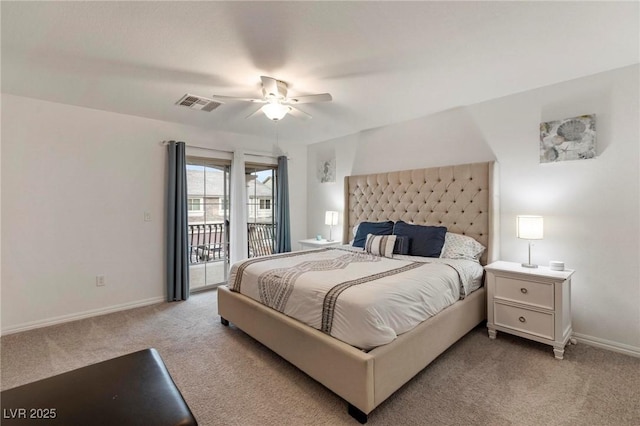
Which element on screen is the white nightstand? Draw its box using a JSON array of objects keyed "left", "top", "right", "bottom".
[
  {"left": 298, "top": 238, "right": 341, "bottom": 250},
  {"left": 485, "top": 261, "right": 575, "bottom": 359}
]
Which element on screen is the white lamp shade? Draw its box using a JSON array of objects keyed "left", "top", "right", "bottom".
[
  {"left": 262, "top": 103, "right": 290, "bottom": 121},
  {"left": 517, "top": 215, "right": 544, "bottom": 240},
  {"left": 325, "top": 211, "right": 339, "bottom": 226}
]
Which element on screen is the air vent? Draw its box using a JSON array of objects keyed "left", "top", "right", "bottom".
[{"left": 176, "top": 94, "right": 222, "bottom": 112}]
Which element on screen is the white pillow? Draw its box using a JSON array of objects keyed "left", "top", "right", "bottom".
[
  {"left": 349, "top": 223, "right": 360, "bottom": 245},
  {"left": 365, "top": 234, "right": 396, "bottom": 258},
  {"left": 440, "top": 232, "right": 485, "bottom": 262}
]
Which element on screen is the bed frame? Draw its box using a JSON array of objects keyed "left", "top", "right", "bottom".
[{"left": 218, "top": 161, "right": 499, "bottom": 423}]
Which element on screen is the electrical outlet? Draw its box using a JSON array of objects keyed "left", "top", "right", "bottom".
[
  {"left": 96, "top": 276, "right": 106, "bottom": 287},
  {"left": 144, "top": 212, "right": 151, "bottom": 222}
]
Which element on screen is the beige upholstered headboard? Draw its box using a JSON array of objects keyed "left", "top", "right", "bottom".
[{"left": 343, "top": 161, "right": 499, "bottom": 265}]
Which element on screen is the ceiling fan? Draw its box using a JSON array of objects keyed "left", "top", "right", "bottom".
[{"left": 211, "top": 76, "right": 332, "bottom": 121}]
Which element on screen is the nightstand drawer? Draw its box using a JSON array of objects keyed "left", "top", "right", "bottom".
[
  {"left": 495, "top": 276, "right": 554, "bottom": 309},
  {"left": 494, "top": 303, "right": 554, "bottom": 340}
]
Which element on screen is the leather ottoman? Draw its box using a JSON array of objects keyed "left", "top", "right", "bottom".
[{"left": 1, "top": 348, "right": 197, "bottom": 425}]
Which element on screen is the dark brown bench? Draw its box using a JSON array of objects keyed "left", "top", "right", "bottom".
[{"left": 1, "top": 348, "right": 197, "bottom": 425}]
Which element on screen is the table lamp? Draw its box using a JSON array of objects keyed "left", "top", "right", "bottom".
[
  {"left": 516, "top": 215, "right": 543, "bottom": 268},
  {"left": 325, "top": 211, "right": 339, "bottom": 242}
]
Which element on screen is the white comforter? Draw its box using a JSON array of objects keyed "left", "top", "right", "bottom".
[{"left": 228, "top": 247, "right": 483, "bottom": 350}]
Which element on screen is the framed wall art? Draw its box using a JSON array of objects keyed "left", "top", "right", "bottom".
[
  {"left": 317, "top": 157, "right": 336, "bottom": 183},
  {"left": 539, "top": 114, "right": 596, "bottom": 163}
]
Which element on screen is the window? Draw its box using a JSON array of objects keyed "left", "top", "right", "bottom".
[
  {"left": 259, "top": 199, "right": 271, "bottom": 210},
  {"left": 188, "top": 198, "right": 203, "bottom": 213},
  {"left": 246, "top": 163, "right": 277, "bottom": 257}
]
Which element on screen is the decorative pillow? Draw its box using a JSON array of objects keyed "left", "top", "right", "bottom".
[
  {"left": 393, "top": 221, "right": 447, "bottom": 257},
  {"left": 352, "top": 221, "right": 394, "bottom": 248},
  {"left": 393, "top": 235, "right": 410, "bottom": 255},
  {"left": 349, "top": 223, "right": 360, "bottom": 245},
  {"left": 365, "top": 234, "right": 396, "bottom": 258},
  {"left": 440, "top": 232, "right": 486, "bottom": 262}
]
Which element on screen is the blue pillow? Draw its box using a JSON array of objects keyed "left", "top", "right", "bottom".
[
  {"left": 393, "top": 235, "right": 410, "bottom": 255},
  {"left": 352, "top": 221, "right": 394, "bottom": 248},
  {"left": 393, "top": 221, "right": 447, "bottom": 257}
]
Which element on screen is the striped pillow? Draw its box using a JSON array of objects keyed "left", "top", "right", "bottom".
[{"left": 365, "top": 234, "right": 397, "bottom": 258}]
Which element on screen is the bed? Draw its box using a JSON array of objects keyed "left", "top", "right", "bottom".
[{"left": 218, "top": 161, "right": 499, "bottom": 423}]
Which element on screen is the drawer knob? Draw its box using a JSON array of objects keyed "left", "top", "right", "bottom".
[
  {"left": 518, "top": 316, "right": 526, "bottom": 323},
  {"left": 520, "top": 288, "right": 528, "bottom": 294}
]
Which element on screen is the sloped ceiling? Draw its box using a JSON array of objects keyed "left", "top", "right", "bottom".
[{"left": 2, "top": 1, "right": 638, "bottom": 145}]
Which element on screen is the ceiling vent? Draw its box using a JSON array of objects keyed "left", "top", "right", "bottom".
[{"left": 176, "top": 94, "right": 222, "bottom": 112}]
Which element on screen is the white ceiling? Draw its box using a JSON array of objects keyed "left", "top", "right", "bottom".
[{"left": 2, "top": 1, "right": 638, "bottom": 145}]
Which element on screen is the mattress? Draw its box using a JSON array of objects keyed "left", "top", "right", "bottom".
[{"left": 228, "top": 247, "right": 483, "bottom": 350}]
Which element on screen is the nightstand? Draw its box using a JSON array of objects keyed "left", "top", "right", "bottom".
[
  {"left": 298, "top": 238, "right": 341, "bottom": 250},
  {"left": 485, "top": 261, "right": 575, "bottom": 359}
]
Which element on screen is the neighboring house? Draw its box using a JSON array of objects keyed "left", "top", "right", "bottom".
[{"left": 186, "top": 168, "right": 274, "bottom": 225}]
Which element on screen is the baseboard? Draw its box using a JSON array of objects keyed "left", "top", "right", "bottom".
[
  {"left": 1, "top": 296, "right": 165, "bottom": 336},
  {"left": 573, "top": 332, "right": 640, "bottom": 358}
]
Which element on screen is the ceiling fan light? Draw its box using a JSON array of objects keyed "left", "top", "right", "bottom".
[{"left": 262, "top": 103, "right": 290, "bottom": 121}]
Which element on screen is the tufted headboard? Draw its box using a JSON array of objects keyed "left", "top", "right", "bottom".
[{"left": 343, "top": 161, "right": 499, "bottom": 265}]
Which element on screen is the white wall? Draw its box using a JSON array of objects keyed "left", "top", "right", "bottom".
[
  {"left": 1, "top": 94, "right": 306, "bottom": 333},
  {"left": 307, "top": 65, "right": 639, "bottom": 355}
]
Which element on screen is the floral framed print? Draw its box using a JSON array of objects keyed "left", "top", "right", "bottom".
[{"left": 540, "top": 114, "right": 596, "bottom": 163}]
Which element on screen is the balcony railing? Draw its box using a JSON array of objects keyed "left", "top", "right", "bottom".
[
  {"left": 188, "top": 222, "right": 275, "bottom": 264},
  {"left": 188, "top": 223, "right": 226, "bottom": 264}
]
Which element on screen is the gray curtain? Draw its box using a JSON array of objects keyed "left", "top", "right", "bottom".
[
  {"left": 275, "top": 155, "right": 291, "bottom": 253},
  {"left": 166, "top": 141, "right": 190, "bottom": 301}
]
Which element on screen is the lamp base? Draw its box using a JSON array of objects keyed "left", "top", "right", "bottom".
[{"left": 521, "top": 263, "right": 538, "bottom": 268}]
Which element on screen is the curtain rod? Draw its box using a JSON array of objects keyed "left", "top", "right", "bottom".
[{"left": 161, "top": 141, "right": 290, "bottom": 160}]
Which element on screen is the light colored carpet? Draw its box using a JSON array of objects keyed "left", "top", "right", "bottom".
[{"left": 1, "top": 289, "right": 639, "bottom": 425}]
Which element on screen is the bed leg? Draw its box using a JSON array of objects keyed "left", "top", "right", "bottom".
[
  {"left": 220, "top": 317, "right": 229, "bottom": 326},
  {"left": 348, "top": 404, "right": 368, "bottom": 424}
]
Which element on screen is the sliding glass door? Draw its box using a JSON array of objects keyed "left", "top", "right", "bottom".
[
  {"left": 186, "top": 157, "right": 230, "bottom": 290},
  {"left": 185, "top": 158, "right": 277, "bottom": 291},
  {"left": 246, "top": 163, "right": 276, "bottom": 258}
]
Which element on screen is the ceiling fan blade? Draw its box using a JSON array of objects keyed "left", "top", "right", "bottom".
[
  {"left": 286, "top": 93, "right": 332, "bottom": 104},
  {"left": 245, "top": 106, "right": 265, "bottom": 119},
  {"left": 260, "top": 76, "right": 281, "bottom": 98},
  {"left": 211, "top": 95, "right": 264, "bottom": 103},
  {"left": 288, "top": 106, "right": 312, "bottom": 120}
]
